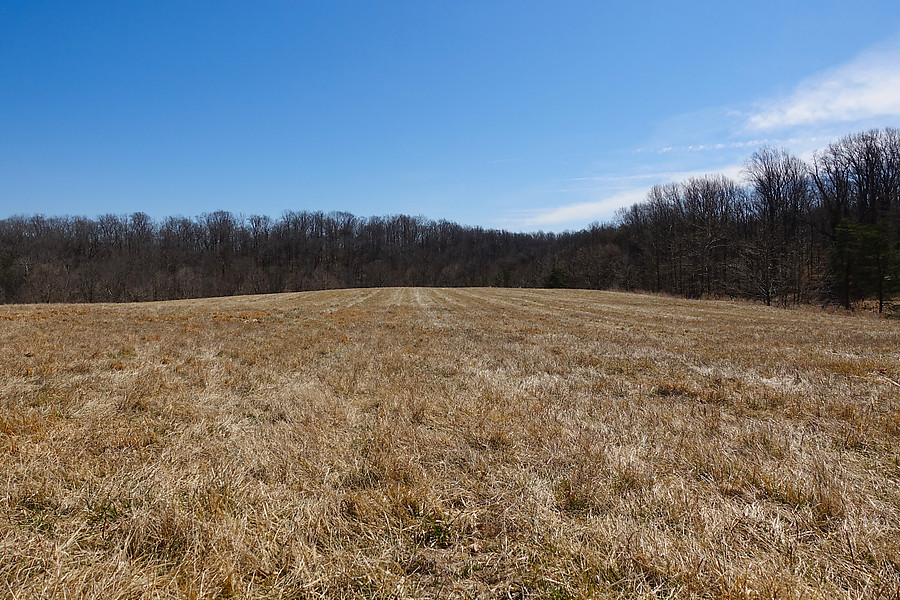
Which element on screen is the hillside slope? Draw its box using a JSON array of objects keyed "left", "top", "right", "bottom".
[{"left": 1, "top": 288, "right": 899, "bottom": 598}]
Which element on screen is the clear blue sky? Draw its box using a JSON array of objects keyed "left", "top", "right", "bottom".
[{"left": 2, "top": 1, "right": 900, "bottom": 231}]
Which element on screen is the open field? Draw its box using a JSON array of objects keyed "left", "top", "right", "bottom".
[{"left": 1, "top": 288, "right": 899, "bottom": 599}]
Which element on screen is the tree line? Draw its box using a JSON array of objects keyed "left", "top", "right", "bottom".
[
  {"left": 0, "top": 210, "right": 560, "bottom": 303},
  {"left": 613, "top": 128, "right": 900, "bottom": 311},
  {"left": 1, "top": 128, "right": 898, "bottom": 311}
]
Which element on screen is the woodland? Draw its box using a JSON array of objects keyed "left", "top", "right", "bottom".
[{"left": 1, "top": 128, "right": 898, "bottom": 311}]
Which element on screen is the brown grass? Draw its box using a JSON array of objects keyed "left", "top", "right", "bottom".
[{"left": 1, "top": 287, "right": 899, "bottom": 599}]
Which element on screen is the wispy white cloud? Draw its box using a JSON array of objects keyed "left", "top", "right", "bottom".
[
  {"left": 506, "top": 36, "right": 900, "bottom": 231},
  {"left": 748, "top": 39, "right": 900, "bottom": 130},
  {"left": 640, "top": 139, "right": 771, "bottom": 154},
  {"left": 507, "top": 189, "right": 648, "bottom": 229},
  {"left": 506, "top": 163, "right": 748, "bottom": 229},
  {"left": 567, "top": 164, "right": 746, "bottom": 184}
]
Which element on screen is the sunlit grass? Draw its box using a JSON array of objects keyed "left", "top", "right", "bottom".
[{"left": 1, "top": 288, "right": 898, "bottom": 598}]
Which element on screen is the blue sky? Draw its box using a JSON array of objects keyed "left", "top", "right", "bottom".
[{"left": 2, "top": 1, "right": 900, "bottom": 231}]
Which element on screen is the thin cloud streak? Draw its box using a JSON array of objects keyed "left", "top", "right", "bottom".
[
  {"left": 636, "top": 139, "right": 772, "bottom": 154},
  {"left": 508, "top": 190, "right": 649, "bottom": 229},
  {"left": 507, "top": 164, "right": 747, "bottom": 229},
  {"left": 568, "top": 164, "right": 748, "bottom": 184},
  {"left": 748, "top": 40, "right": 900, "bottom": 130}
]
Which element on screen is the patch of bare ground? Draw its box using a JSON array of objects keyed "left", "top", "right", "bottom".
[{"left": 1, "top": 288, "right": 899, "bottom": 599}]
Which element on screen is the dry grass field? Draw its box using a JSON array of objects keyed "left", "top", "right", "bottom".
[{"left": 1, "top": 288, "right": 899, "bottom": 599}]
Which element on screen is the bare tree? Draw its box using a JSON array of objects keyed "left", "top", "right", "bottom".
[{"left": 743, "top": 147, "right": 812, "bottom": 305}]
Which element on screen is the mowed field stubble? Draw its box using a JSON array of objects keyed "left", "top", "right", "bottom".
[{"left": 2, "top": 288, "right": 900, "bottom": 599}]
